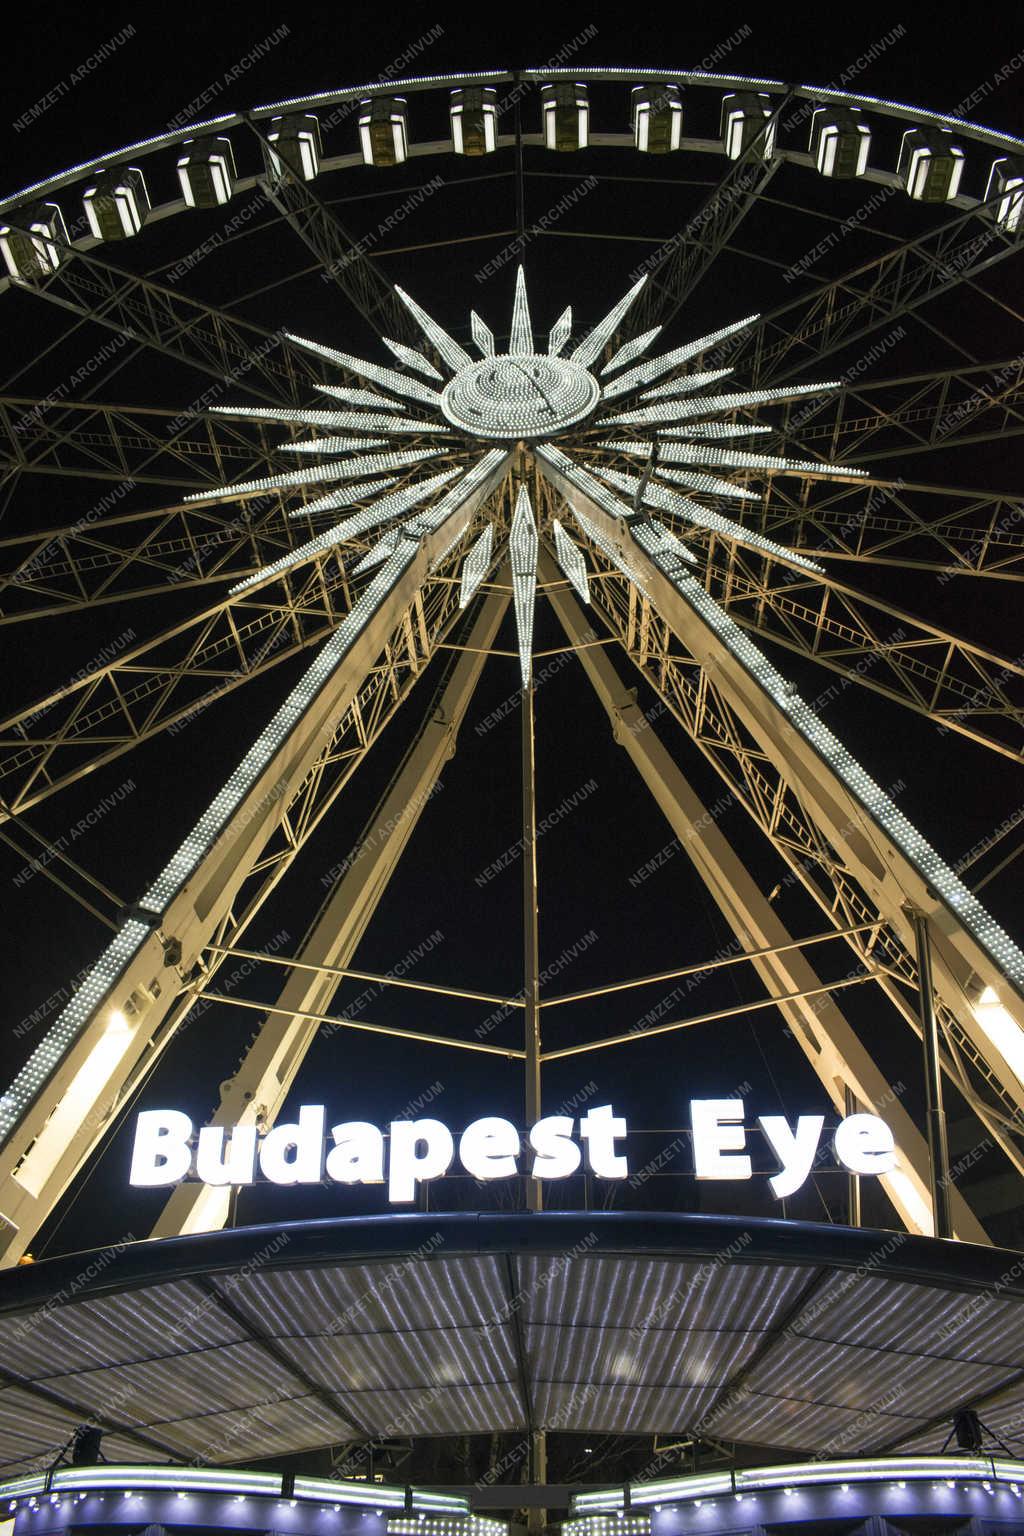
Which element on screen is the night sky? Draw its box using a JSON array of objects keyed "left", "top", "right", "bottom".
[{"left": 0, "top": 5, "right": 1022, "bottom": 1258}]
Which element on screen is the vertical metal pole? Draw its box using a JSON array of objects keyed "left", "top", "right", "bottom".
[
  {"left": 912, "top": 911, "right": 953, "bottom": 1239},
  {"left": 522, "top": 672, "right": 542, "bottom": 1212},
  {"left": 513, "top": 74, "right": 526, "bottom": 245},
  {"left": 844, "top": 1085, "right": 861, "bottom": 1228},
  {"left": 528, "top": 1428, "right": 547, "bottom": 1535}
]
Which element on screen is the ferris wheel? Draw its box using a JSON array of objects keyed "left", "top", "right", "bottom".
[{"left": 0, "top": 68, "right": 1022, "bottom": 1266}]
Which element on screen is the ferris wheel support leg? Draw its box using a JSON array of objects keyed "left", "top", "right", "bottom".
[
  {"left": 521, "top": 672, "right": 542, "bottom": 1216},
  {"left": 544, "top": 553, "right": 989, "bottom": 1243},
  {"left": 0, "top": 468, "right": 503, "bottom": 1265},
  {"left": 539, "top": 447, "right": 1024, "bottom": 1148},
  {"left": 151, "top": 583, "right": 509, "bottom": 1237}
]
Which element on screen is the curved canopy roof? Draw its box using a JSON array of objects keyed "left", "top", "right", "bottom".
[{"left": 0, "top": 1213, "right": 1022, "bottom": 1476}]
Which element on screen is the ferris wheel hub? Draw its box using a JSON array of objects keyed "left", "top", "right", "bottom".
[{"left": 440, "top": 352, "right": 600, "bottom": 439}]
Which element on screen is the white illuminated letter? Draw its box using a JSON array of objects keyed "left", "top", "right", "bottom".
[
  {"left": 196, "top": 1124, "right": 257, "bottom": 1185},
  {"left": 326, "top": 1121, "right": 385, "bottom": 1184},
  {"left": 691, "top": 1100, "right": 751, "bottom": 1179},
  {"left": 129, "top": 1110, "right": 193, "bottom": 1187},
  {"left": 834, "top": 1113, "right": 896, "bottom": 1175},
  {"left": 258, "top": 1105, "right": 325, "bottom": 1185},
  {"left": 529, "top": 1115, "right": 582, "bottom": 1179},
  {"left": 388, "top": 1118, "right": 454, "bottom": 1202},
  {"left": 579, "top": 1104, "right": 629, "bottom": 1178},
  {"left": 758, "top": 1114, "right": 824, "bottom": 1198},
  {"left": 460, "top": 1117, "right": 520, "bottom": 1180}
]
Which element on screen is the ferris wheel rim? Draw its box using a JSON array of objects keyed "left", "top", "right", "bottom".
[{"left": 1, "top": 64, "right": 1022, "bottom": 225}]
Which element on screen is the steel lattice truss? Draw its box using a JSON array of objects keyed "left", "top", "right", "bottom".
[{"left": 0, "top": 68, "right": 1022, "bottom": 1267}]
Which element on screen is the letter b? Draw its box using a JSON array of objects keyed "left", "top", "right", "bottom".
[{"left": 129, "top": 1109, "right": 193, "bottom": 1186}]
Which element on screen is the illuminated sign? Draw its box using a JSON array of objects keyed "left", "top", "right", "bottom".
[{"left": 129, "top": 1100, "right": 897, "bottom": 1204}]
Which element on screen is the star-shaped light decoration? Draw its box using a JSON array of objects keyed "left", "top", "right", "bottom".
[{"left": 187, "top": 268, "right": 867, "bottom": 689}]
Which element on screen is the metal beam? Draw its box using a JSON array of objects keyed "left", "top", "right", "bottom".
[
  {"left": 0, "top": 556, "right": 351, "bottom": 815},
  {"left": 586, "top": 453, "right": 1024, "bottom": 752},
  {"left": 0, "top": 480, "right": 406, "bottom": 622},
  {"left": 0, "top": 396, "right": 286, "bottom": 490},
  {"left": 771, "top": 356, "right": 1024, "bottom": 462},
  {"left": 913, "top": 910, "right": 953, "bottom": 1239},
  {"left": 254, "top": 139, "right": 416, "bottom": 344},
  {"left": 573, "top": 520, "right": 1024, "bottom": 1178},
  {"left": 748, "top": 478, "right": 1024, "bottom": 581},
  {"left": 13, "top": 240, "right": 334, "bottom": 405},
  {"left": 697, "top": 540, "right": 1024, "bottom": 760},
  {"left": 521, "top": 673, "right": 542, "bottom": 1212},
  {"left": 152, "top": 583, "right": 509, "bottom": 1237}
]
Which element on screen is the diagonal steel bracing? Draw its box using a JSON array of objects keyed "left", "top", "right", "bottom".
[
  {"left": 582, "top": 448, "right": 1024, "bottom": 755},
  {"left": 749, "top": 477, "right": 1024, "bottom": 581},
  {"left": 0, "top": 396, "right": 287, "bottom": 489},
  {"left": 0, "top": 559, "right": 352, "bottom": 816},
  {"left": 717, "top": 201, "right": 1018, "bottom": 385},
  {"left": 0, "top": 446, "right": 471, "bottom": 802},
  {"left": 0, "top": 494, "right": 299, "bottom": 621},
  {"left": 628, "top": 98, "right": 790, "bottom": 335},
  {"left": 696, "top": 540, "right": 1024, "bottom": 760},
  {"left": 10, "top": 239, "right": 337, "bottom": 405},
  {"left": 252, "top": 134, "right": 418, "bottom": 346},
  {"left": 770, "top": 356, "right": 1024, "bottom": 462},
  {"left": 568, "top": 524, "right": 1024, "bottom": 1179},
  {"left": 0, "top": 475, "right": 423, "bottom": 622}
]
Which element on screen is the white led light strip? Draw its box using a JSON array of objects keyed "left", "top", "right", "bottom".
[
  {"left": 510, "top": 485, "right": 538, "bottom": 687},
  {"left": 382, "top": 335, "right": 443, "bottom": 380},
  {"left": 285, "top": 332, "right": 443, "bottom": 407},
  {"left": 598, "top": 439, "right": 868, "bottom": 479},
  {"left": 395, "top": 285, "right": 472, "bottom": 372},
  {"left": 287, "top": 477, "right": 399, "bottom": 519},
  {"left": 571, "top": 1457, "right": 1024, "bottom": 1512},
  {"left": 232, "top": 470, "right": 462, "bottom": 594},
  {"left": 213, "top": 407, "right": 448, "bottom": 435},
  {"left": 559, "top": 473, "right": 1024, "bottom": 1004},
  {"left": 183, "top": 449, "right": 443, "bottom": 504},
  {"left": 471, "top": 311, "right": 495, "bottom": 357},
  {"left": 281, "top": 436, "right": 389, "bottom": 454},
  {"left": 637, "top": 366, "right": 733, "bottom": 401},
  {"left": 604, "top": 380, "right": 841, "bottom": 428},
  {"left": 209, "top": 404, "right": 404, "bottom": 430},
  {"left": 602, "top": 315, "right": 760, "bottom": 401},
  {"left": 317, "top": 385, "right": 405, "bottom": 411},
  {"left": 552, "top": 518, "right": 590, "bottom": 602},
  {"left": 592, "top": 465, "right": 824, "bottom": 571},
  {"left": 0, "top": 1464, "right": 468, "bottom": 1514},
  {"left": 653, "top": 467, "right": 760, "bottom": 502},
  {"left": 570, "top": 274, "right": 647, "bottom": 369},
  {"left": 459, "top": 524, "right": 494, "bottom": 607},
  {"left": 548, "top": 306, "right": 572, "bottom": 356},
  {"left": 509, "top": 266, "right": 534, "bottom": 353},
  {"left": 601, "top": 325, "right": 663, "bottom": 376}
]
